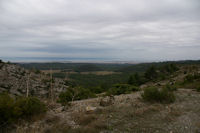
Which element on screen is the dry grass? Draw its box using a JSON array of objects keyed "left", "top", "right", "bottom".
[
  {"left": 44, "top": 123, "right": 71, "bottom": 133},
  {"left": 133, "top": 104, "right": 162, "bottom": 116},
  {"left": 27, "top": 113, "right": 46, "bottom": 122},
  {"left": 164, "top": 106, "right": 182, "bottom": 122},
  {"left": 71, "top": 110, "right": 108, "bottom": 133},
  {"left": 44, "top": 114, "right": 60, "bottom": 124},
  {"left": 76, "top": 114, "right": 97, "bottom": 126}
]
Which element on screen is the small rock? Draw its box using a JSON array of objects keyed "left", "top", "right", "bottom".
[
  {"left": 86, "top": 106, "right": 97, "bottom": 113},
  {"left": 54, "top": 106, "right": 64, "bottom": 113}
]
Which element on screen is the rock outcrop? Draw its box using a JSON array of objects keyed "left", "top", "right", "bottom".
[{"left": 0, "top": 61, "right": 67, "bottom": 98}]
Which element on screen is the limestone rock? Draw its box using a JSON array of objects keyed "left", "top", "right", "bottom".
[{"left": 86, "top": 106, "right": 97, "bottom": 113}]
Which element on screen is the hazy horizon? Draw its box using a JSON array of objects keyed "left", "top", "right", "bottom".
[
  {"left": 1, "top": 57, "right": 200, "bottom": 64},
  {"left": 0, "top": 0, "right": 200, "bottom": 62}
]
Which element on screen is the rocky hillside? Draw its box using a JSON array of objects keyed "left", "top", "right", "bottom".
[
  {"left": 0, "top": 61, "right": 67, "bottom": 98},
  {"left": 9, "top": 89, "right": 200, "bottom": 133},
  {"left": 1, "top": 61, "right": 200, "bottom": 133}
]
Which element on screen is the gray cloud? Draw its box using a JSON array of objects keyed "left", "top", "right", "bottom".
[{"left": 0, "top": 0, "right": 200, "bottom": 62}]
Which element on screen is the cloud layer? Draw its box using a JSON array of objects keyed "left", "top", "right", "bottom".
[{"left": 0, "top": 0, "right": 200, "bottom": 61}]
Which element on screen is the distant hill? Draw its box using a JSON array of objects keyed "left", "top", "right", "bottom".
[
  {"left": 18, "top": 60, "right": 200, "bottom": 73},
  {"left": 18, "top": 62, "right": 131, "bottom": 71},
  {"left": 117, "top": 60, "right": 200, "bottom": 73}
]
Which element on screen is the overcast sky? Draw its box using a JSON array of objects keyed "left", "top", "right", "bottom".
[{"left": 0, "top": 0, "right": 200, "bottom": 62}]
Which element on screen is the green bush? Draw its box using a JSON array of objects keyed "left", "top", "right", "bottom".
[
  {"left": 179, "top": 73, "right": 200, "bottom": 89},
  {"left": 128, "top": 73, "right": 145, "bottom": 86},
  {"left": 34, "top": 69, "right": 41, "bottom": 74},
  {"left": 160, "top": 64, "right": 179, "bottom": 74},
  {"left": 196, "top": 86, "right": 200, "bottom": 92},
  {"left": 143, "top": 64, "right": 179, "bottom": 82},
  {"left": 107, "top": 84, "right": 139, "bottom": 95},
  {"left": 58, "top": 87, "right": 96, "bottom": 105},
  {"left": 0, "top": 93, "right": 46, "bottom": 126},
  {"left": 0, "top": 93, "right": 15, "bottom": 125},
  {"left": 144, "top": 66, "right": 158, "bottom": 80},
  {"left": 164, "top": 84, "right": 177, "bottom": 91},
  {"left": 15, "top": 97, "right": 46, "bottom": 118},
  {"left": 184, "top": 74, "right": 200, "bottom": 83},
  {"left": 184, "top": 74, "right": 195, "bottom": 82},
  {"left": 142, "top": 87, "right": 175, "bottom": 103}
]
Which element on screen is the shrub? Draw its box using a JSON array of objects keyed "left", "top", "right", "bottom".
[
  {"left": 196, "top": 86, "right": 200, "bottom": 92},
  {"left": 142, "top": 87, "right": 175, "bottom": 103},
  {"left": 0, "top": 94, "right": 46, "bottom": 126},
  {"left": 184, "top": 74, "right": 200, "bottom": 83},
  {"left": 144, "top": 66, "right": 158, "bottom": 80},
  {"left": 77, "top": 87, "right": 96, "bottom": 100},
  {"left": 128, "top": 73, "right": 144, "bottom": 86},
  {"left": 58, "top": 90, "right": 74, "bottom": 106},
  {"left": 0, "top": 93, "right": 15, "bottom": 125},
  {"left": 91, "top": 86, "right": 105, "bottom": 94},
  {"left": 159, "top": 64, "right": 179, "bottom": 74},
  {"left": 107, "top": 84, "right": 139, "bottom": 95},
  {"left": 164, "top": 84, "right": 177, "bottom": 91},
  {"left": 58, "top": 87, "right": 96, "bottom": 105},
  {"left": 15, "top": 97, "right": 46, "bottom": 118},
  {"left": 184, "top": 74, "right": 195, "bottom": 82},
  {"left": 34, "top": 69, "right": 41, "bottom": 74}
]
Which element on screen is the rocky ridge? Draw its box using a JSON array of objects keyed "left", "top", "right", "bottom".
[{"left": 0, "top": 61, "right": 67, "bottom": 98}]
